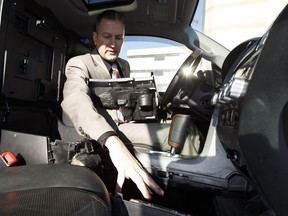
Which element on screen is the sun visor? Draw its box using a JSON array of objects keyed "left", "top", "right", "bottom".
[{"left": 80, "top": 0, "right": 137, "bottom": 16}]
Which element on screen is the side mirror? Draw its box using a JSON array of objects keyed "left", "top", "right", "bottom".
[{"left": 168, "top": 114, "right": 191, "bottom": 155}]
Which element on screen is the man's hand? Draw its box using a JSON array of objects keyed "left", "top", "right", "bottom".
[{"left": 105, "top": 136, "right": 164, "bottom": 200}]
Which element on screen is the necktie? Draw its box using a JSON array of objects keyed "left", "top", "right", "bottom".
[
  {"left": 111, "top": 63, "right": 125, "bottom": 123},
  {"left": 111, "top": 63, "right": 121, "bottom": 78}
]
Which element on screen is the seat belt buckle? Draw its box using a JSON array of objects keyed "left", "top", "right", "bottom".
[{"left": 0, "top": 151, "right": 17, "bottom": 166}]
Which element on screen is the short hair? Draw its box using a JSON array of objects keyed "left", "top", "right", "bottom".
[{"left": 93, "top": 10, "right": 125, "bottom": 32}]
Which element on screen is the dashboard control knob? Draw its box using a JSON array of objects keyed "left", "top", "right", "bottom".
[{"left": 229, "top": 77, "right": 248, "bottom": 100}]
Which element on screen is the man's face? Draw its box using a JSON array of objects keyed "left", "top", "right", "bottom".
[{"left": 93, "top": 18, "right": 125, "bottom": 62}]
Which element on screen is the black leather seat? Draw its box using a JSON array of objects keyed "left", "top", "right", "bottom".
[{"left": 0, "top": 164, "right": 111, "bottom": 216}]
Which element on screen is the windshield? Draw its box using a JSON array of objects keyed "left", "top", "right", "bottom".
[
  {"left": 120, "top": 36, "right": 191, "bottom": 92},
  {"left": 120, "top": 0, "right": 288, "bottom": 93},
  {"left": 192, "top": 0, "right": 287, "bottom": 50}
]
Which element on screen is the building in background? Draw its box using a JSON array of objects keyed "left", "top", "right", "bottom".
[{"left": 127, "top": 46, "right": 190, "bottom": 92}]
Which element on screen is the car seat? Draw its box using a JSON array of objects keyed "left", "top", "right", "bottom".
[{"left": 0, "top": 164, "right": 111, "bottom": 216}]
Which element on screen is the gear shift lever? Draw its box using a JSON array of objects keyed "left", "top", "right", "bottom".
[{"left": 168, "top": 114, "right": 191, "bottom": 155}]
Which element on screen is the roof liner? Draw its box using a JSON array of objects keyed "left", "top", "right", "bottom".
[{"left": 36, "top": 0, "right": 199, "bottom": 46}]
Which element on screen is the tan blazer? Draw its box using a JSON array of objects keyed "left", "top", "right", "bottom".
[{"left": 61, "top": 49, "right": 130, "bottom": 141}]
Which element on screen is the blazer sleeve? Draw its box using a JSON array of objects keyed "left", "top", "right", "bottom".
[{"left": 61, "top": 55, "right": 118, "bottom": 144}]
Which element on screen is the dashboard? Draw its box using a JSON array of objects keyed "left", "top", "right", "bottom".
[
  {"left": 211, "top": 5, "right": 288, "bottom": 215},
  {"left": 214, "top": 35, "right": 267, "bottom": 168}
]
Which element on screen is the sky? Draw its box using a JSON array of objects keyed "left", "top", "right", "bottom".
[{"left": 119, "top": 37, "right": 183, "bottom": 59}]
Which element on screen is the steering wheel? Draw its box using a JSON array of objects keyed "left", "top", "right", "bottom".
[
  {"left": 160, "top": 49, "right": 202, "bottom": 108},
  {"left": 237, "top": 5, "right": 288, "bottom": 216}
]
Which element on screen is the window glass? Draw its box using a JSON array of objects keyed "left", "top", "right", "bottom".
[
  {"left": 192, "top": 0, "right": 287, "bottom": 50},
  {"left": 120, "top": 36, "right": 191, "bottom": 92}
]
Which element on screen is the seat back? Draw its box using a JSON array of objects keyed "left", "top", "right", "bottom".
[{"left": 0, "top": 164, "right": 111, "bottom": 215}]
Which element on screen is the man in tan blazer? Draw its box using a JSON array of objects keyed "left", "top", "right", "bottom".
[
  {"left": 61, "top": 9, "right": 201, "bottom": 200},
  {"left": 61, "top": 10, "right": 164, "bottom": 200}
]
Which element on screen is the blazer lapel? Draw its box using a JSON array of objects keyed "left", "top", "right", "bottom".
[
  {"left": 117, "top": 59, "right": 130, "bottom": 78},
  {"left": 90, "top": 49, "right": 111, "bottom": 79},
  {"left": 89, "top": 49, "right": 130, "bottom": 79}
]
